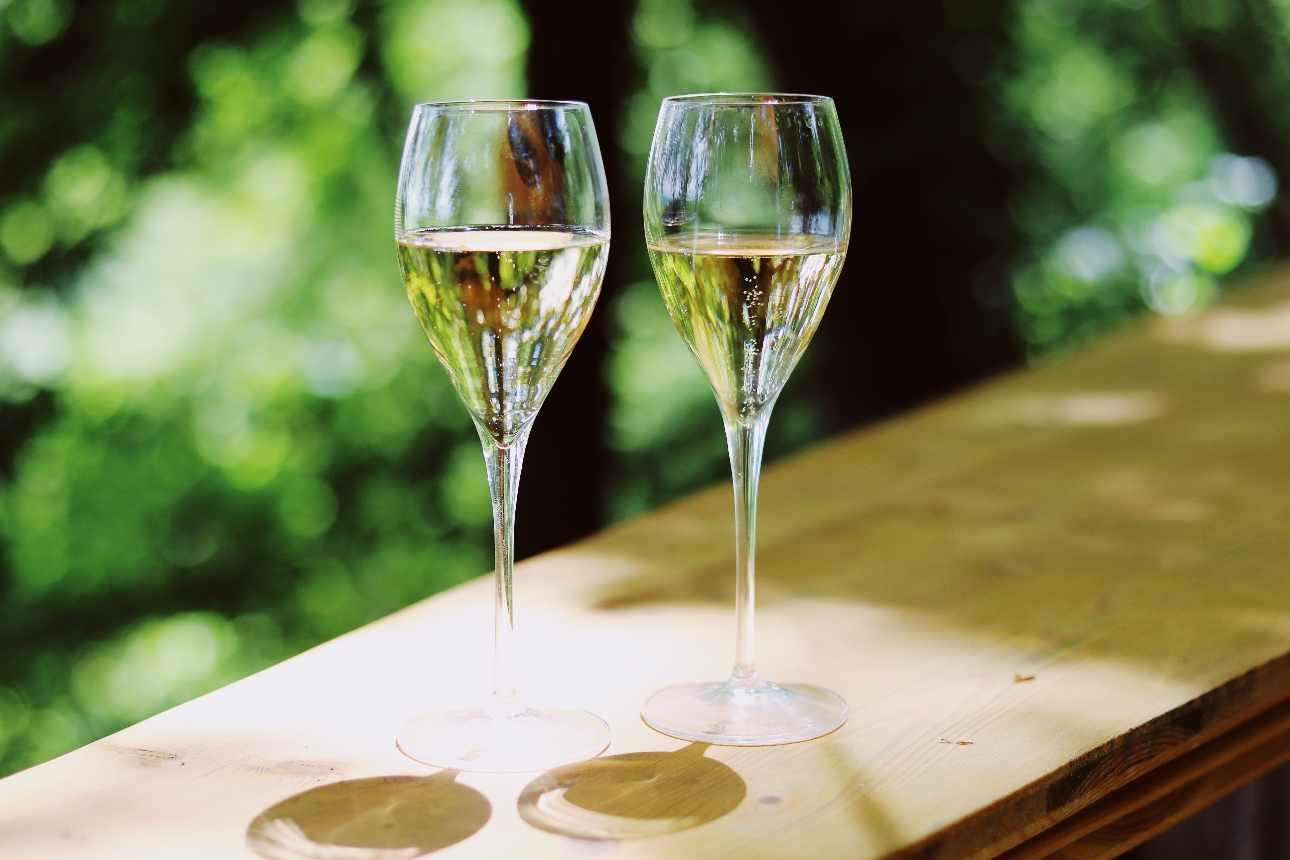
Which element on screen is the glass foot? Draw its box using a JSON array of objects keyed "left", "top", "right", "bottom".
[
  {"left": 641, "top": 677, "right": 847, "bottom": 746},
  {"left": 398, "top": 700, "right": 610, "bottom": 773}
]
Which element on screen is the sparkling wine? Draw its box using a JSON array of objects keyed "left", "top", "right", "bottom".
[
  {"left": 648, "top": 232, "right": 846, "bottom": 422},
  {"left": 398, "top": 227, "right": 608, "bottom": 444}
]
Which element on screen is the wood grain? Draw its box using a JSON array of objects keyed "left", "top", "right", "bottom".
[
  {"left": 7, "top": 269, "right": 1290, "bottom": 858},
  {"left": 995, "top": 689, "right": 1290, "bottom": 859}
]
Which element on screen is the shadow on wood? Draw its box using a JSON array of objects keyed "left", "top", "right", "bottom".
[
  {"left": 246, "top": 771, "right": 489, "bottom": 859},
  {"left": 590, "top": 272, "right": 1290, "bottom": 678},
  {"left": 517, "top": 742, "right": 745, "bottom": 840}
]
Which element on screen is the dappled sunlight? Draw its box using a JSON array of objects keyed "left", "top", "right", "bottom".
[
  {"left": 585, "top": 276, "right": 1290, "bottom": 682},
  {"left": 978, "top": 391, "right": 1166, "bottom": 428},
  {"left": 0, "top": 558, "right": 1218, "bottom": 860},
  {"left": 1160, "top": 299, "right": 1290, "bottom": 352},
  {"left": 0, "top": 265, "right": 1285, "bottom": 850}
]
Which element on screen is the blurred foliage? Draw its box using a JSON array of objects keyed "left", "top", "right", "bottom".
[
  {"left": 993, "top": 0, "right": 1279, "bottom": 353},
  {"left": 0, "top": 0, "right": 526, "bottom": 775},
  {"left": 0, "top": 0, "right": 1287, "bottom": 777}
]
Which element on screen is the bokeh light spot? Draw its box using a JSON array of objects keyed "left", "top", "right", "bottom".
[
  {"left": 0, "top": 200, "right": 54, "bottom": 265},
  {"left": 5, "top": 0, "right": 71, "bottom": 45},
  {"left": 279, "top": 476, "right": 340, "bottom": 539},
  {"left": 443, "top": 444, "right": 491, "bottom": 528}
]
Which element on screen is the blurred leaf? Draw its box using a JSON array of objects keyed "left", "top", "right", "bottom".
[
  {"left": 380, "top": 0, "right": 528, "bottom": 103},
  {"left": 5, "top": 0, "right": 70, "bottom": 45},
  {"left": 0, "top": 0, "right": 523, "bottom": 776},
  {"left": 0, "top": 200, "right": 53, "bottom": 265}
]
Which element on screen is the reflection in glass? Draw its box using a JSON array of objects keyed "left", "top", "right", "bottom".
[
  {"left": 641, "top": 94, "right": 850, "bottom": 745},
  {"left": 394, "top": 101, "right": 611, "bottom": 772}
]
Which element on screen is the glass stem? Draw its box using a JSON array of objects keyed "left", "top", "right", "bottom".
[
  {"left": 479, "top": 422, "right": 531, "bottom": 711},
  {"left": 723, "top": 407, "right": 771, "bottom": 689}
]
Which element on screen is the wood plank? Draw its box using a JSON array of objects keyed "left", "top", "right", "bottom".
[
  {"left": 6, "top": 267, "right": 1290, "bottom": 858},
  {"left": 1047, "top": 722, "right": 1290, "bottom": 859},
  {"left": 995, "top": 688, "right": 1290, "bottom": 859}
]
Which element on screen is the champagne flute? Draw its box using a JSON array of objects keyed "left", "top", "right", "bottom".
[
  {"left": 394, "top": 100, "right": 611, "bottom": 771},
  {"left": 641, "top": 94, "right": 851, "bottom": 745}
]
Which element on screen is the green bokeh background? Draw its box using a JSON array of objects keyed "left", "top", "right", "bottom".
[{"left": 0, "top": 0, "right": 1284, "bottom": 776}]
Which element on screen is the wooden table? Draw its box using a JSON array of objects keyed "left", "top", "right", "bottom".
[{"left": 7, "top": 272, "right": 1290, "bottom": 860}]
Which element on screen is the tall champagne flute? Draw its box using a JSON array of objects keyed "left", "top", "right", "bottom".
[
  {"left": 394, "top": 101, "right": 611, "bottom": 771},
  {"left": 641, "top": 94, "right": 851, "bottom": 745}
]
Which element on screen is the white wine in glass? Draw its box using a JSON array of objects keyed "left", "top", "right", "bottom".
[
  {"left": 642, "top": 95, "right": 851, "bottom": 746},
  {"left": 394, "top": 102, "right": 611, "bottom": 772},
  {"left": 399, "top": 228, "right": 608, "bottom": 443}
]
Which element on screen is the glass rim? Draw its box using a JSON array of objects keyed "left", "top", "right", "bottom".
[
  {"left": 660, "top": 92, "right": 835, "bottom": 107},
  {"left": 412, "top": 99, "right": 589, "bottom": 113}
]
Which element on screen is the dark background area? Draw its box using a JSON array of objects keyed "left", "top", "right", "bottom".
[{"left": 515, "top": 0, "right": 636, "bottom": 556}]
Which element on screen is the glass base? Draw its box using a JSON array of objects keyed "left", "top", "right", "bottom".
[
  {"left": 641, "top": 676, "right": 847, "bottom": 746},
  {"left": 397, "top": 700, "right": 610, "bottom": 773}
]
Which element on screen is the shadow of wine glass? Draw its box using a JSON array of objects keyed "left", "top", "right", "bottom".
[
  {"left": 518, "top": 743, "right": 745, "bottom": 840},
  {"left": 246, "top": 770, "right": 490, "bottom": 860}
]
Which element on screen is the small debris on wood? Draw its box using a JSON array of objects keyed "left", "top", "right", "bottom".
[
  {"left": 1014, "top": 674, "right": 1036, "bottom": 682},
  {"left": 940, "top": 739, "right": 974, "bottom": 745}
]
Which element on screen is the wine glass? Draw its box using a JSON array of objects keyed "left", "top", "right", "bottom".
[
  {"left": 394, "top": 100, "right": 611, "bottom": 771},
  {"left": 641, "top": 94, "right": 851, "bottom": 745}
]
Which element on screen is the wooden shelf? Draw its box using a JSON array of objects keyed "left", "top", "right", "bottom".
[{"left": 7, "top": 270, "right": 1290, "bottom": 858}]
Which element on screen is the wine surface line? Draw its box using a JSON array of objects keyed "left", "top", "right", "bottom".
[
  {"left": 398, "top": 226, "right": 608, "bottom": 445},
  {"left": 648, "top": 232, "right": 846, "bottom": 424}
]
